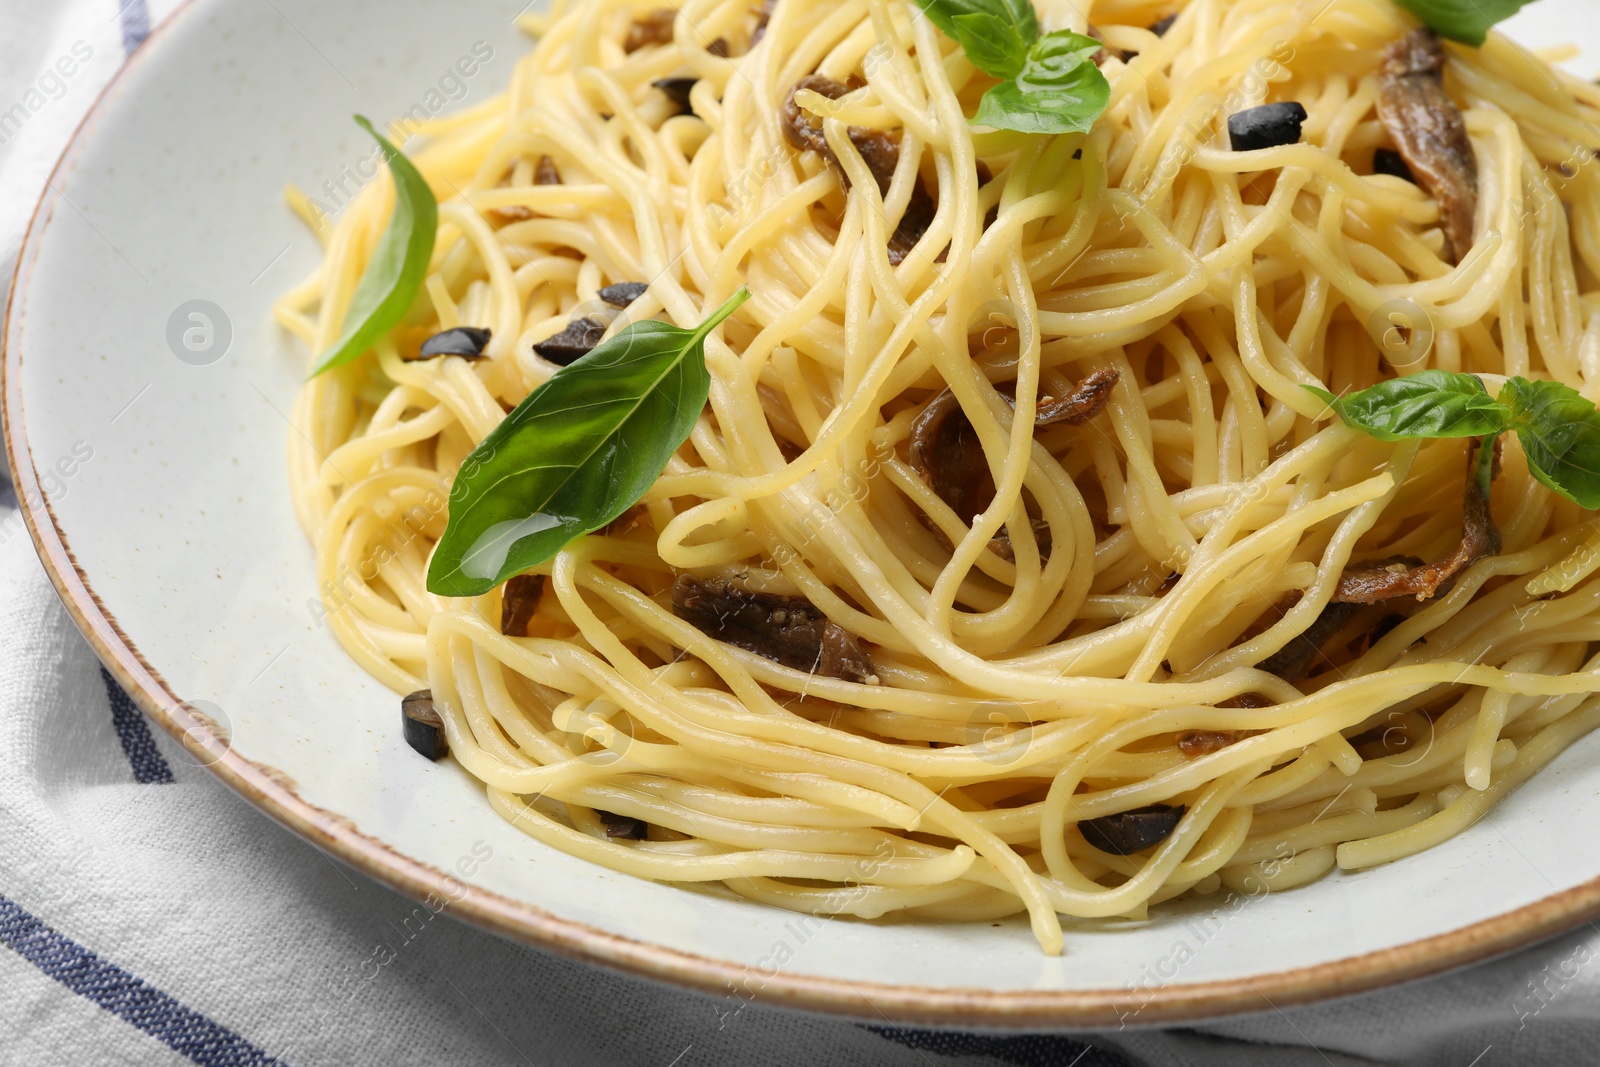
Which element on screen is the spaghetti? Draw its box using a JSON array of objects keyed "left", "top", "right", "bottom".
[{"left": 277, "top": 0, "right": 1600, "bottom": 954}]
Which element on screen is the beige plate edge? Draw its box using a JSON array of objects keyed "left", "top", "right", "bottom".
[{"left": 6, "top": 0, "right": 1600, "bottom": 1030}]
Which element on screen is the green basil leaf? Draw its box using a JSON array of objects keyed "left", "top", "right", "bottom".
[
  {"left": 970, "top": 31, "right": 1109, "bottom": 135},
  {"left": 1303, "top": 370, "right": 1508, "bottom": 441},
  {"left": 1501, "top": 377, "right": 1600, "bottom": 508},
  {"left": 426, "top": 289, "right": 751, "bottom": 598},
  {"left": 1391, "top": 0, "right": 1536, "bottom": 46},
  {"left": 911, "top": 0, "right": 1039, "bottom": 53},
  {"left": 310, "top": 116, "right": 438, "bottom": 377},
  {"left": 949, "top": 12, "right": 1029, "bottom": 79}
]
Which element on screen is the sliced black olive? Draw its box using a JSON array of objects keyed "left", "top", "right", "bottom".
[
  {"left": 1150, "top": 13, "right": 1177, "bottom": 36},
  {"left": 652, "top": 77, "right": 699, "bottom": 114},
  {"left": 1227, "top": 102, "right": 1309, "bottom": 152},
  {"left": 500, "top": 574, "right": 545, "bottom": 638},
  {"left": 402, "top": 690, "right": 448, "bottom": 761},
  {"left": 532, "top": 317, "right": 608, "bottom": 365},
  {"left": 1079, "top": 804, "right": 1186, "bottom": 856},
  {"left": 1372, "top": 147, "right": 1416, "bottom": 183},
  {"left": 598, "top": 281, "right": 650, "bottom": 308},
  {"left": 416, "top": 326, "right": 492, "bottom": 360},
  {"left": 708, "top": 38, "right": 730, "bottom": 58},
  {"left": 598, "top": 809, "right": 650, "bottom": 839}
]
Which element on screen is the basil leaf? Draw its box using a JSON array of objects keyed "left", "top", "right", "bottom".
[
  {"left": 971, "top": 31, "right": 1109, "bottom": 135},
  {"left": 1501, "top": 377, "right": 1600, "bottom": 508},
  {"left": 1391, "top": 0, "right": 1536, "bottom": 46},
  {"left": 950, "top": 12, "right": 1029, "bottom": 79},
  {"left": 910, "top": 0, "right": 1039, "bottom": 55},
  {"left": 909, "top": 1, "right": 1108, "bottom": 136},
  {"left": 310, "top": 116, "right": 438, "bottom": 377},
  {"left": 1303, "top": 370, "right": 1508, "bottom": 441},
  {"left": 426, "top": 290, "right": 750, "bottom": 598}
]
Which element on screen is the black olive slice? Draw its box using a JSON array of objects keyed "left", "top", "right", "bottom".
[
  {"left": 1149, "top": 13, "right": 1177, "bottom": 36},
  {"left": 532, "top": 317, "right": 608, "bottom": 365},
  {"left": 598, "top": 281, "right": 650, "bottom": 307},
  {"left": 402, "top": 690, "right": 448, "bottom": 761},
  {"left": 1079, "top": 804, "right": 1186, "bottom": 855},
  {"left": 1227, "top": 102, "right": 1309, "bottom": 152},
  {"left": 416, "top": 326, "right": 491, "bottom": 360}
]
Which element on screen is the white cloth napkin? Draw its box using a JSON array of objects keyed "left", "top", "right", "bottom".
[{"left": 3, "top": 4, "right": 1599, "bottom": 1065}]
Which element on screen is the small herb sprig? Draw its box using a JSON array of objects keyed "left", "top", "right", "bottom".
[
  {"left": 1394, "top": 0, "right": 1537, "bottom": 46},
  {"left": 1307, "top": 370, "right": 1600, "bottom": 509},
  {"left": 426, "top": 290, "right": 751, "bottom": 598},
  {"left": 910, "top": 0, "right": 1110, "bottom": 135},
  {"left": 311, "top": 116, "right": 438, "bottom": 377}
]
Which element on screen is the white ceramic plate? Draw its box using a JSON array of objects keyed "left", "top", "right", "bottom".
[{"left": 8, "top": 0, "right": 1600, "bottom": 1029}]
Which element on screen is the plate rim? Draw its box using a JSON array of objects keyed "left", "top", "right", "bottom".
[{"left": 7, "top": 0, "right": 1600, "bottom": 1029}]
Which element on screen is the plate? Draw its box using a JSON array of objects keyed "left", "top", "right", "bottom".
[{"left": 7, "top": 0, "right": 1600, "bottom": 1028}]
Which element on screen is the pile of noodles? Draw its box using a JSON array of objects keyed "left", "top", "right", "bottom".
[{"left": 276, "top": 0, "right": 1600, "bottom": 953}]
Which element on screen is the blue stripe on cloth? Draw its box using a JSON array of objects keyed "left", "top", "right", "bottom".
[
  {"left": 0, "top": 894, "right": 290, "bottom": 1066},
  {"left": 100, "top": 667, "right": 174, "bottom": 785},
  {"left": 867, "top": 1026, "right": 1128, "bottom": 1067},
  {"left": 118, "top": 0, "right": 151, "bottom": 53}
]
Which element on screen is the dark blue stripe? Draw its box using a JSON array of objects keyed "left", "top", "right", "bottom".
[
  {"left": 100, "top": 667, "right": 174, "bottom": 784},
  {"left": 118, "top": 0, "right": 151, "bottom": 53},
  {"left": 868, "top": 1026, "right": 1128, "bottom": 1067},
  {"left": 0, "top": 895, "right": 289, "bottom": 1066}
]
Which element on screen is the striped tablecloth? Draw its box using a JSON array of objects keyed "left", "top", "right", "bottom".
[{"left": 2, "top": 3, "right": 1598, "bottom": 1065}]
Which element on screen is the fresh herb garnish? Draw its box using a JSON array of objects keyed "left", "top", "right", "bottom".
[
  {"left": 1392, "top": 0, "right": 1537, "bottom": 46},
  {"left": 911, "top": 0, "right": 1109, "bottom": 135},
  {"left": 1499, "top": 377, "right": 1600, "bottom": 508},
  {"left": 310, "top": 116, "right": 438, "bottom": 377},
  {"left": 426, "top": 289, "right": 751, "bottom": 598},
  {"left": 1306, "top": 370, "right": 1600, "bottom": 508}
]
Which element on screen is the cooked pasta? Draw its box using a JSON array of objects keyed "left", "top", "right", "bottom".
[{"left": 277, "top": 0, "right": 1600, "bottom": 954}]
